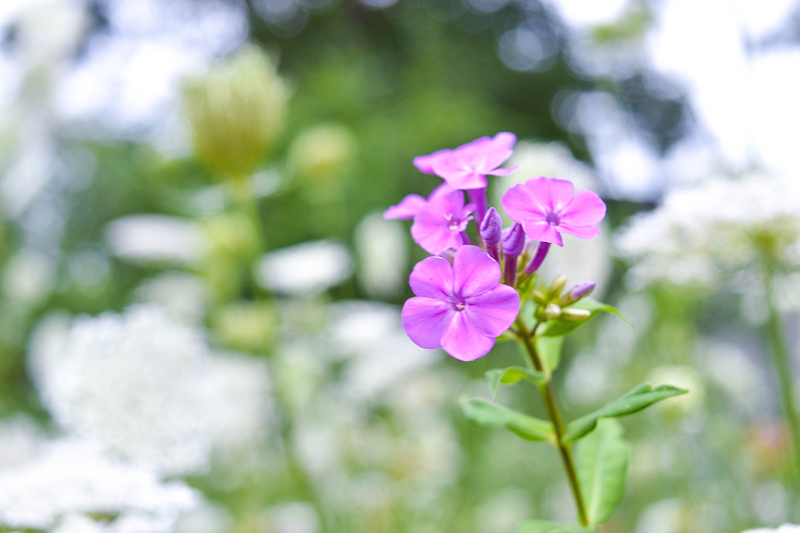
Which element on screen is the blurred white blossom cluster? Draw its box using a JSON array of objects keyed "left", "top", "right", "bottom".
[
  {"left": 616, "top": 175, "right": 800, "bottom": 289},
  {"left": 0, "top": 305, "right": 272, "bottom": 532}
]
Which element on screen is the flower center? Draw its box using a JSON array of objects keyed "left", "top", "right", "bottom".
[
  {"left": 451, "top": 295, "right": 467, "bottom": 312},
  {"left": 445, "top": 213, "right": 463, "bottom": 231},
  {"left": 545, "top": 210, "right": 560, "bottom": 226}
]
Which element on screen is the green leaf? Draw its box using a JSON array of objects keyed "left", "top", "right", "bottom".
[
  {"left": 575, "top": 419, "right": 629, "bottom": 525},
  {"left": 563, "top": 382, "right": 688, "bottom": 443},
  {"left": 517, "top": 520, "right": 597, "bottom": 533},
  {"left": 459, "top": 397, "right": 555, "bottom": 443},
  {"left": 535, "top": 335, "right": 564, "bottom": 372},
  {"left": 486, "top": 366, "right": 547, "bottom": 397},
  {"left": 540, "top": 298, "right": 629, "bottom": 337}
]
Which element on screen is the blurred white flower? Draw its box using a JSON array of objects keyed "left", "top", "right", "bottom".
[
  {"left": 173, "top": 501, "right": 233, "bottom": 533},
  {"left": 494, "top": 141, "right": 612, "bottom": 296},
  {"left": 0, "top": 439, "right": 198, "bottom": 531},
  {"left": 259, "top": 501, "right": 320, "bottom": 533},
  {"left": 0, "top": 415, "right": 45, "bottom": 469},
  {"left": 616, "top": 175, "right": 800, "bottom": 288},
  {"left": 32, "top": 305, "right": 271, "bottom": 476},
  {"left": 105, "top": 215, "right": 208, "bottom": 265},
  {"left": 743, "top": 526, "right": 800, "bottom": 533},
  {"left": 256, "top": 240, "right": 352, "bottom": 296},
  {"left": 752, "top": 482, "right": 790, "bottom": 527},
  {"left": 2, "top": 247, "right": 55, "bottom": 306},
  {"left": 134, "top": 272, "right": 211, "bottom": 325},
  {"left": 635, "top": 498, "right": 686, "bottom": 533},
  {"left": 354, "top": 213, "right": 407, "bottom": 299}
]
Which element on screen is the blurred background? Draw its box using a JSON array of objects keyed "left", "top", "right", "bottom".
[{"left": 1, "top": 0, "right": 800, "bottom": 532}]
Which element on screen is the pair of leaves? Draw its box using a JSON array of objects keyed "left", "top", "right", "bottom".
[
  {"left": 518, "top": 521, "right": 596, "bottom": 533},
  {"left": 486, "top": 366, "right": 546, "bottom": 398},
  {"left": 563, "top": 382, "right": 689, "bottom": 443},
  {"left": 459, "top": 397, "right": 555, "bottom": 443},
  {"left": 540, "top": 299, "right": 628, "bottom": 338},
  {"left": 575, "top": 419, "right": 630, "bottom": 525}
]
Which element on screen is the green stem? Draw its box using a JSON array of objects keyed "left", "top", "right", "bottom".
[
  {"left": 516, "top": 320, "right": 590, "bottom": 526},
  {"left": 764, "top": 275, "right": 800, "bottom": 500}
]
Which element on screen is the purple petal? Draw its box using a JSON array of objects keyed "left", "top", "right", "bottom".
[
  {"left": 409, "top": 255, "right": 454, "bottom": 299},
  {"left": 413, "top": 149, "right": 451, "bottom": 174},
  {"left": 401, "top": 297, "right": 452, "bottom": 349},
  {"left": 525, "top": 177, "right": 574, "bottom": 213},
  {"left": 502, "top": 183, "right": 547, "bottom": 224},
  {"left": 522, "top": 222, "right": 564, "bottom": 247},
  {"left": 429, "top": 182, "right": 456, "bottom": 200},
  {"left": 411, "top": 219, "right": 464, "bottom": 255},
  {"left": 488, "top": 166, "right": 519, "bottom": 176},
  {"left": 439, "top": 311, "right": 496, "bottom": 361},
  {"left": 557, "top": 222, "right": 601, "bottom": 239},
  {"left": 432, "top": 157, "right": 488, "bottom": 189},
  {"left": 559, "top": 189, "right": 607, "bottom": 226},
  {"left": 453, "top": 245, "right": 502, "bottom": 298},
  {"left": 383, "top": 194, "right": 426, "bottom": 220},
  {"left": 465, "top": 284, "right": 520, "bottom": 337}
]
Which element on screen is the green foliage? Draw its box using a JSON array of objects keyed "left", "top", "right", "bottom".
[
  {"left": 535, "top": 335, "right": 565, "bottom": 373},
  {"left": 564, "top": 382, "right": 688, "bottom": 443},
  {"left": 575, "top": 419, "right": 630, "bottom": 525},
  {"left": 485, "top": 366, "right": 546, "bottom": 398},
  {"left": 517, "top": 520, "right": 597, "bottom": 533},
  {"left": 540, "top": 299, "right": 628, "bottom": 337},
  {"left": 459, "top": 397, "right": 555, "bottom": 443}
]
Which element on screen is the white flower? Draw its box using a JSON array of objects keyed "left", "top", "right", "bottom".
[
  {"left": 134, "top": 272, "right": 211, "bottom": 325},
  {"left": 32, "top": 305, "right": 271, "bottom": 476},
  {"left": 105, "top": 215, "right": 208, "bottom": 265},
  {"left": 743, "top": 526, "right": 800, "bottom": 533},
  {"left": 256, "top": 240, "right": 352, "bottom": 296},
  {"left": 0, "top": 415, "right": 45, "bottom": 469},
  {"left": 0, "top": 439, "right": 198, "bottom": 531},
  {"left": 353, "top": 213, "right": 407, "bottom": 299},
  {"left": 2, "top": 248, "right": 56, "bottom": 305},
  {"left": 616, "top": 175, "right": 800, "bottom": 288}
]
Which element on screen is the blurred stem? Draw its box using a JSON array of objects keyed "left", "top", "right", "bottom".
[
  {"left": 515, "top": 319, "right": 589, "bottom": 526},
  {"left": 764, "top": 273, "right": 800, "bottom": 501},
  {"left": 229, "top": 175, "right": 330, "bottom": 531}
]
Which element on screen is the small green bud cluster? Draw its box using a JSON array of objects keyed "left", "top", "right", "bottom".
[
  {"left": 532, "top": 275, "right": 595, "bottom": 322},
  {"left": 183, "top": 45, "right": 287, "bottom": 182}
]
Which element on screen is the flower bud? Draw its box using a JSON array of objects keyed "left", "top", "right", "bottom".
[
  {"left": 560, "top": 308, "right": 591, "bottom": 321},
  {"left": 438, "top": 249, "right": 456, "bottom": 264},
  {"left": 544, "top": 303, "right": 562, "bottom": 319},
  {"left": 502, "top": 223, "right": 525, "bottom": 258},
  {"left": 532, "top": 290, "right": 546, "bottom": 304},
  {"left": 184, "top": 45, "right": 287, "bottom": 182},
  {"left": 559, "top": 281, "right": 596, "bottom": 306},
  {"left": 480, "top": 208, "right": 502, "bottom": 246},
  {"left": 546, "top": 275, "right": 567, "bottom": 300}
]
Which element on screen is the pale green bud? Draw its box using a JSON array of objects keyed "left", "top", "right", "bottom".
[
  {"left": 545, "top": 275, "right": 567, "bottom": 300},
  {"left": 184, "top": 45, "right": 287, "bottom": 181},
  {"left": 290, "top": 123, "right": 357, "bottom": 184},
  {"left": 544, "top": 303, "right": 562, "bottom": 319},
  {"left": 560, "top": 308, "right": 591, "bottom": 321},
  {"left": 212, "top": 300, "right": 277, "bottom": 353},
  {"left": 531, "top": 289, "right": 546, "bottom": 304}
]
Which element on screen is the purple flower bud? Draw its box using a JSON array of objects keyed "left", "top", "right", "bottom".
[
  {"left": 524, "top": 241, "right": 551, "bottom": 275},
  {"left": 502, "top": 223, "right": 525, "bottom": 258},
  {"left": 570, "top": 281, "right": 596, "bottom": 300},
  {"left": 480, "top": 208, "right": 502, "bottom": 245}
]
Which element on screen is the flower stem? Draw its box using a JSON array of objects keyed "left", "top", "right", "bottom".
[
  {"left": 764, "top": 275, "right": 800, "bottom": 501},
  {"left": 515, "top": 320, "right": 589, "bottom": 526}
]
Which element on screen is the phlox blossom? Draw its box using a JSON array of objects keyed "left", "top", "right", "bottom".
[
  {"left": 502, "top": 177, "right": 606, "bottom": 247},
  {"left": 413, "top": 133, "right": 518, "bottom": 190},
  {"left": 383, "top": 183, "right": 452, "bottom": 220},
  {"left": 401, "top": 246, "right": 520, "bottom": 361}
]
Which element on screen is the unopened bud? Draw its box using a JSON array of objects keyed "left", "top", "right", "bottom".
[
  {"left": 560, "top": 308, "right": 591, "bottom": 321},
  {"left": 544, "top": 303, "right": 562, "bottom": 319},
  {"left": 479, "top": 207, "right": 503, "bottom": 246},
  {"left": 546, "top": 275, "right": 567, "bottom": 300},
  {"left": 532, "top": 290, "right": 546, "bottom": 304},
  {"left": 438, "top": 248, "right": 456, "bottom": 264},
  {"left": 559, "top": 281, "right": 596, "bottom": 306},
  {"left": 502, "top": 223, "right": 525, "bottom": 258}
]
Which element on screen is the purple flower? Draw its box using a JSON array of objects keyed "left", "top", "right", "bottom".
[
  {"left": 410, "top": 187, "right": 475, "bottom": 255},
  {"left": 401, "top": 246, "right": 520, "bottom": 361},
  {"left": 383, "top": 183, "right": 453, "bottom": 220},
  {"left": 501, "top": 177, "right": 607, "bottom": 247},
  {"left": 413, "top": 132, "right": 519, "bottom": 190}
]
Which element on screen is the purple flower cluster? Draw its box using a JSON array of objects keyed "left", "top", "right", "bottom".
[{"left": 385, "top": 133, "right": 607, "bottom": 361}]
